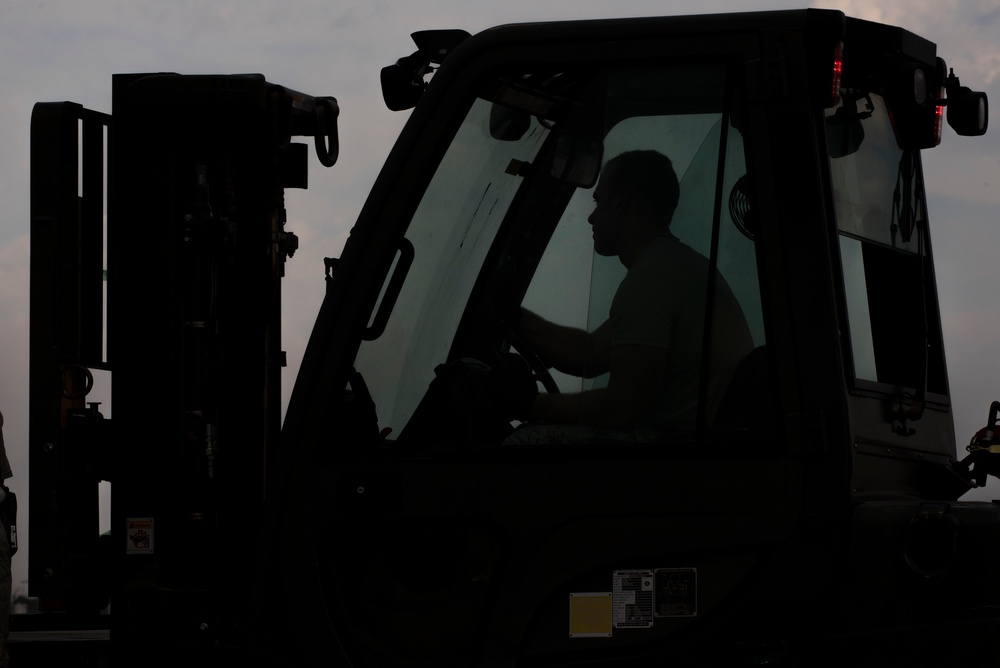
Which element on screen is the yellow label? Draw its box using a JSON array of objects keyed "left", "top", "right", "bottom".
[{"left": 569, "top": 592, "right": 612, "bottom": 638}]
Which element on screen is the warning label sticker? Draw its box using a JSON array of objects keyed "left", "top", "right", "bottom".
[
  {"left": 613, "top": 570, "right": 654, "bottom": 628},
  {"left": 126, "top": 518, "right": 154, "bottom": 555}
]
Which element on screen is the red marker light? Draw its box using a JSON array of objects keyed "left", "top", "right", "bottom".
[
  {"left": 933, "top": 98, "right": 944, "bottom": 146},
  {"left": 831, "top": 41, "right": 844, "bottom": 105}
]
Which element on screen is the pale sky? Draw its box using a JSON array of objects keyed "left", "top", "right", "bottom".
[{"left": 1, "top": 0, "right": 999, "bottom": 595}]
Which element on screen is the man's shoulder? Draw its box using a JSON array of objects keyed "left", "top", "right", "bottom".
[{"left": 634, "top": 235, "right": 707, "bottom": 273}]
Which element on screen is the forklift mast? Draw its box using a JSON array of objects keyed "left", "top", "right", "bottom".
[
  {"left": 28, "top": 8, "right": 994, "bottom": 668},
  {"left": 29, "top": 75, "right": 338, "bottom": 659}
]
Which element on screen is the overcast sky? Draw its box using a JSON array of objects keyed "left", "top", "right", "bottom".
[{"left": 1, "top": 0, "right": 999, "bottom": 595}]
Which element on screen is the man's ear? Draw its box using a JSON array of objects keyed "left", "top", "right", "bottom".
[{"left": 610, "top": 190, "right": 630, "bottom": 215}]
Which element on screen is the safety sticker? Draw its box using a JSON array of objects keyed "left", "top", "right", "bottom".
[
  {"left": 613, "top": 570, "right": 654, "bottom": 628},
  {"left": 568, "top": 592, "right": 612, "bottom": 637},
  {"left": 655, "top": 568, "right": 697, "bottom": 617},
  {"left": 126, "top": 517, "right": 154, "bottom": 555}
]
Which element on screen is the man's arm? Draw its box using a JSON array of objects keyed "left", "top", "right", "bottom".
[
  {"left": 517, "top": 309, "right": 611, "bottom": 379},
  {"left": 532, "top": 343, "right": 668, "bottom": 427}
]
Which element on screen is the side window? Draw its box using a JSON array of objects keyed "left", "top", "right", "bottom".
[
  {"left": 827, "top": 93, "right": 948, "bottom": 397},
  {"left": 520, "top": 78, "right": 767, "bottom": 435}
]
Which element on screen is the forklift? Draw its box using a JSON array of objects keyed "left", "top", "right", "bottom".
[{"left": 27, "top": 8, "right": 995, "bottom": 667}]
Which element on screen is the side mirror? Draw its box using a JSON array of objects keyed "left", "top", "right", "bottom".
[
  {"left": 826, "top": 95, "right": 871, "bottom": 158},
  {"left": 945, "top": 70, "right": 988, "bottom": 136},
  {"left": 381, "top": 53, "right": 429, "bottom": 112},
  {"left": 826, "top": 111, "right": 865, "bottom": 158},
  {"left": 381, "top": 30, "right": 470, "bottom": 112},
  {"left": 489, "top": 104, "right": 531, "bottom": 141},
  {"left": 550, "top": 133, "right": 603, "bottom": 188}
]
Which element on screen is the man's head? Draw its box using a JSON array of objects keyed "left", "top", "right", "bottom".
[{"left": 588, "top": 150, "right": 680, "bottom": 259}]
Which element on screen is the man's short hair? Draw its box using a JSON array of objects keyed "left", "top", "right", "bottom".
[{"left": 601, "top": 150, "right": 680, "bottom": 228}]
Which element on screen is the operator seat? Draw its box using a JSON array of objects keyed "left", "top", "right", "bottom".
[{"left": 713, "top": 346, "right": 773, "bottom": 433}]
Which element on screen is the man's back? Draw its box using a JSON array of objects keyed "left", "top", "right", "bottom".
[{"left": 610, "top": 234, "right": 753, "bottom": 429}]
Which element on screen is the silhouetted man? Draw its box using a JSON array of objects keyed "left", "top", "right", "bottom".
[{"left": 506, "top": 150, "right": 752, "bottom": 443}]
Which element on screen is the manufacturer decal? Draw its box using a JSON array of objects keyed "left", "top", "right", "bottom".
[{"left": 613, "top": 570, "right": 654, "bottom": 628}]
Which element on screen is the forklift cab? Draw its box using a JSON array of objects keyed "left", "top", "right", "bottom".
[{"left": 274, "top": 8, "right": 990, "bottom": 667}]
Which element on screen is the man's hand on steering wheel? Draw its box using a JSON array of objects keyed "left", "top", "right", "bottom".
[
  {"left": 499, "top": 304, "right": 560, "bottom": 395},
  {"left": 486, "top": 352, "right": 539, "bottom": 421}
]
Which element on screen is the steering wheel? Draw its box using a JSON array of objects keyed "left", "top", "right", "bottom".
[{"left": 503, "top": 327, "right": 560, "bottom": 395}]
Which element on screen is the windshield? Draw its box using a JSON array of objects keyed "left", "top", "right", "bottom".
[{"left": 353, "top": 98, "right": 551, "bottom": 431}]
